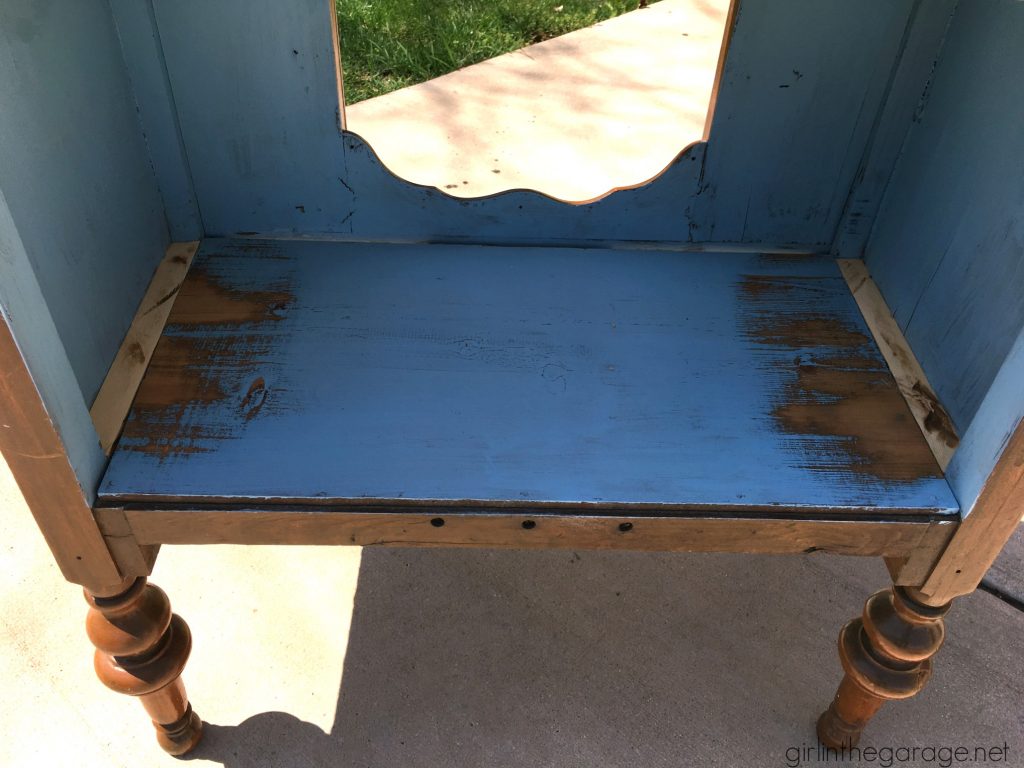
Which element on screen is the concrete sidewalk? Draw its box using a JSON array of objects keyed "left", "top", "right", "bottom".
[
  {"left": 3, "top": 454, "right": 1023, "bottom": 768},
  {"left": 3, "top": 2, "right": 1022, "bottom": 766},
  {"left": 345, "top": 0, "right": 730, "bottom": 201}
]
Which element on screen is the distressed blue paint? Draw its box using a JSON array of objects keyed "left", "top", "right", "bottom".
[
  {"left": 338, "top": 133, "right": 707, "bottom": 245},
  {"left": 692, "top": 0, "right": 915, "bottom": 246},
  {"left": 0, "top": 0, "right": 169, "bottom": 404},
  {"left": 832, "top": 0, "right": 958, "bottom": 259},
  {"left": 947, "top": 327, "right": 1024, "bottom": 515},
  {"left": 151, "top": 0, "right": 709, "bottom": 245},
  {"left": 1, "top": 0, "right": 1012, "bottom": 519},
  {"left": 150, "top": 0, "right": 916, "bottom": 249},
  {"left": 0, "top": 189, "right": 106, "bottom": 502},
  {"left": 865, "top": 0, "right": 1024, "bottom": 435},
  {"left": 108, "top": 0, "right": 203, "bottom": 241},
  {"left": 100, "top": 239, "right": 957, "bottom": 514},
  {"left": 151, "top": 0, "right": 351, "bottom": 237}
]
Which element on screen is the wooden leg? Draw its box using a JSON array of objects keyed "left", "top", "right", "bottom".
[
  {"left": 817, "top": 585, "right": 951, "bottom": 748},
  {"left": 85, "top": 577, "right": 203, "bottom": 756}
]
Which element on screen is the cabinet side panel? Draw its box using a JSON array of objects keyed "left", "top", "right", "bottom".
[
  {"left": 0, "top": 0, "right": 170, "bottom": 404},
  {"left": 865, "top": 0, "right": 1024, "bottom": 436}
]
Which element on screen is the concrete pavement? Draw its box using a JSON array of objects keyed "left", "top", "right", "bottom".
[
  {"left": 2, "top": 1, "right": 1022, "bottom": 765},
  {"left": 4, "top": 452, "right": 1022, "bottom": 767},
  {"left": 345, "top": 0, "right": 731, "bottom": 201}
]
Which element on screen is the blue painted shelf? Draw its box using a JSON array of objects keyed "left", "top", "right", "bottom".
[{"left": 99, "top": 239, "right": 958, "bottom": 517}]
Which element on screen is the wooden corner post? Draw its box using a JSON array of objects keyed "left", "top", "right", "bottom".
[{"left": 1, "top": 311, "right": 203, "bottom": 755}]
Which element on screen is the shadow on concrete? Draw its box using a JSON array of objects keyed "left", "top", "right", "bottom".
[
  {"left": 189, "top": 548, "right": 1024, "bottom": 767},
  {"left": 187, "top": 549, "right": 897, "bottom": 767}
]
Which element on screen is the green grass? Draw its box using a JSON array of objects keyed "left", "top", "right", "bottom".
[{"left": 336, "top": 0, "right": 658, "bottom": 104}]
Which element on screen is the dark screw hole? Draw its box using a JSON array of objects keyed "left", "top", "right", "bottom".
[
  {"left": 522, "top": 520, "right": 536, "bottom": 530},
  {"left": 618, "top": 522, "right": 633, "bottom": 532},
  {"left": 430, "top": 517, "right": 445, "bottom": 528}
]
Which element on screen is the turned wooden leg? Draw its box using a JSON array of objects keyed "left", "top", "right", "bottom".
[
  {"left": 85, "top": 577, "right": 203, "bottom": 756},
  {"left": 818, "top": 585, "right": 951, "bottom": 748}
]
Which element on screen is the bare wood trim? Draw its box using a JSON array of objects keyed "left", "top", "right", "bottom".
[
  {"left": 328, "top": 0, "right": 347, "bottom": 128},
  {"left": 0, "top": 319, "right": 125, "bottom": 590},
  {"left": 838, "top": 258, "right": 959, "bottom": 470},
  {"left": 123, "top": 508, "right": 955, "bottom": 559},
  {"left": 702, "top": 0, "right": 741, "bottom": 140},
  {"left": 920, "top": 420, "right": 1024, "bottom": 603},
  {"left": 94, "top": 508, "right": 160, "bottom": 578},
  {"left": 888, "top": 523, "right": 958, "bottom": 586},
  {"left": 90, "top": 241, "right": 199, "bottom": 454},
  {"left": 883, "top": 556, "right": 907, "bottom": 582}
]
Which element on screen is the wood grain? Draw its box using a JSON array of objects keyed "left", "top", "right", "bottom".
[
  {"left": 100, "top": 240, "right": 957, "bottom": 514},
  {"left": 0, "top": 317, "right": 124, "bottom": 590},
  {"left": 838, "top": 259, "right": 958, "bottom": 469},
  {"left": 93, "top": 507, "right": 159, "bottom": 579},
  {"left": 91, "top": 242, "right": 200, "bottom": 454},
  {"left": 818, "top": 586, "right": 950, "bottom": 748},
  {"left": 119, "top": 507, "right": 955, "bottom": 562},
  {"left": 920, "top": 317, "right": 1024, "bottom": 600},
  {"left": 85, "top": 578, "right": 203, "bottom": 755},
  {"left": 921, "top": 419, "right": 1024, "bottom": 603},
  {"left": 885, "top": 522, "right": 960, "bottom": 586}
]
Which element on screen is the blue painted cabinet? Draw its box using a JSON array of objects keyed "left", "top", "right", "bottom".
[{"left": 1, "top": 0, "right": 1021, "bottom": 757}]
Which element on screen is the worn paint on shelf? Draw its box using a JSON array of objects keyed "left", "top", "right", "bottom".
[{"left": 101, "top": 239, "right": 957, "bottom": 516}]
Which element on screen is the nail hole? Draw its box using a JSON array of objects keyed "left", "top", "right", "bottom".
[
  {"left": 618, "top": 522, "right": 633, "bottom": 532},
  {"left": 430, "top": 518, "right": 445, "bottom": 528},
  {"left": 955, "top": 569, "right": 961, "bottom": 574},
  {"left": 522, "top": 520, "right": 536, "bottom": 530}
]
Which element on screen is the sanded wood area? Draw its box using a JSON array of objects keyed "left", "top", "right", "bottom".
[
  {"left": 838, "top": 259, "right": 958, "bottom": 469},
  {"left": 885, "top": 521, "right": 963, "bottom": 587},
  {"left": 922, "top": 419, "right": 1024, "bottom": 603},
  {"left": 91, "top": 241, "right": 200, "bottom": 454},
  {"left": 0, "top": 318, "right": 123, "bottom": 589},
  {"left": 99, "top": 239, "right": 957, "bottom": 517},
  {"left": 119, "top": 508, "right": 955, "bottom": 563}
]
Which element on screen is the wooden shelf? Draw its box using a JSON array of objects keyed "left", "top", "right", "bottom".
[{"left": 99, "top": 238, "right": 958, "bottom": 519}]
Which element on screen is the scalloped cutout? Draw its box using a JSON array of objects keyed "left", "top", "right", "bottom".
[{"left": 339, "top": 0, "right": 732, "bottom": 202}]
